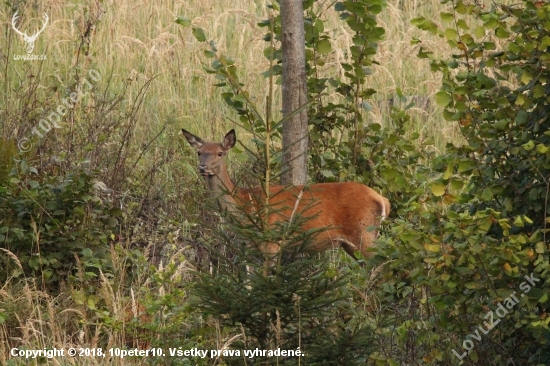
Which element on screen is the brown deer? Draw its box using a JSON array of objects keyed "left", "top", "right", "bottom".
[{"left": 182, "top": 128, "right": 390, "bottom": 260}]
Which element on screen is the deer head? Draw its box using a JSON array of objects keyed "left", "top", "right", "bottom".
[
  {"left": 182, "top": 129, "right": 236, "bottom": 177},
  {"left": 12, "top": 12, "right": 49, "bottom": 54},
  {"left": 182, "top": 128, "right": 239, "bottom": 213}
]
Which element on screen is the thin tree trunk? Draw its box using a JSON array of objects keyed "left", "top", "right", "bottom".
[{"left": 280, "top": 0, "right": 308, "bottom": 186}]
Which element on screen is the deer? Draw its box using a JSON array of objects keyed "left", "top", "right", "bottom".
[
  {"left": 11, "top": 12, "right": 49, "bottom": 54},
  {"left": 182, "top": 128, "right": 390, "bottom": 261}
]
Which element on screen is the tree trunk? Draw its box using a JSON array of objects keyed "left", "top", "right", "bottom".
[{"left": 280, "top": 0, "right": 308, "bottom": 186}]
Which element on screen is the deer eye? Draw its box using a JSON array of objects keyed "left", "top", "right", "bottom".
[
  {"left": 197, "top": 152, "right": 201, "bottom": 156},
  {"left": 218, "top": 152, "right": 223, "bottom": 157}
]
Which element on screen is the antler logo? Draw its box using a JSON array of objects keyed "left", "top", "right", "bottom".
[{"left": 11, "top": 12, "right": 48, "bottom": 54}]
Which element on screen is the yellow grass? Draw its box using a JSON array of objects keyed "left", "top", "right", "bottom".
[{"left": 2, "top": 0, "right": 458, "bottom": 145}]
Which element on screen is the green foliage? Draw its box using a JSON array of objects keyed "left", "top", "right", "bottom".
[
  {"left": 140, "top": 252, "right": 213, "bottom": 366},
  {"left": 349, "top": 111, "right": 444, "bottom": 365},
  {"left": 435, "top": 2, "right": 550, "bottom": 361},
  {"left": 0, "top": 158, "right": 119, "bottom": 287},
  {"left": 184, "top": 0, "right": 392, "bottom": 185},
  {"left": 0, "top": 139, "right": 17, "bottom": 184},
  {"left": 2, "top": 7, "right": 158, "bottom": 291},
  {"left": 190, "top": 190, "right": 374, "bottom": 365},
  {"left": 258, "top": 0, "right": 389, "bottom": 183},
  {"left": 307, "top": 0, "right": 387, "bottom": 183},
  {"left": 368, "top": 1, "right": 550, "bottom": 364}
]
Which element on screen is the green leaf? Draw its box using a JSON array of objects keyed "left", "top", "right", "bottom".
[
  {"left": 536, "top": 144, "right": 549, "bottom": 154},
  {"left": 533, "top": 84, "right": 545, "bottom": 98},
  {"left": 440, "top": 12, "right": 454, "bottom": 22},
  {"left": 535, "top": 242, "right": 546, "bottom": 254},
  {"left": 321, "top": 170, "right": 335, "bottom": 178},
  {"left": 317, "top": 39, "right": 332, "bottom": 54},
  {"left": 107, "top": 217, "right": 118, "bottom": 227},
  {"left": 444, "top": 28, "right": 459, "bottom": 42},
  {"left": 175, "top": 16, "right": 191, "bottom": 27},
  {"left": 264, "top": 46, "right": 276, "bottom": 59},
  {"left": 493, "top": 119, "right": 508, "bottom": 130},
  {"left": 498, "top": 219, "right": 511, "bottom": 230},
  {"left": 484, "top": 41, "right": 496, "bottom": 50},
  {"left": 495, "top": 26, "right": 509, "bottom": 38},
  {"left": 455, "top": 1, "right": 467, "bottom": 14},
  {"left": 458, "top": 159, "right": 474, "bottom": 173},
  {"left": 479, "top": 217, "right": 492, "bottom": 232},
  {"left": 431, "top": 182, "right": 447, "bottom": 197},
  {"left": 474, "top": 26, "right": 485, "bottom": 38},
  {"left": 483, "top": 17, "right": 498, "bottom": 30},
  {"left": 381, "top": 167, "right": 397, "bottom": 179},
  {"left": 515, "top": 94, "right": 526, "bottom": 106},
  {"left": 28, "top": 180, "right": 39, "bottom": 188},
  {"left": 515, "top": 109, "right": 528, "bottom": 125},
  {"left": 480, "top": 187, "right": 494, "bottom": 201},
  {"left": 424, "top": 244, "right": 440, "bottom": 252},
  {"left": 192, "top": 27, "right": 207, "bottom": 42},
  {"left": 450, "top": 178, "right": 464, "bottom": 190},
  {"left": 521, "top": 71, "right": 533, "bottom": 84},
  {"left": 20, "top": 160, "right": 28, "bottom": 174},
  {"left": 87, "top": 296, "right": 98, "bottom": 310},
  {"left": 522, "top": 140, "right": 535, "bottom": 151},
  {"left": 457, "top": 19, "right": 469, "bottom": 30},
  {"left": 368, "top": 4, "right": 383, "bottom": 14},
  {"left": 411, "top": 17, "right": 439, "bottom": 33},
  {"left": 443, "top": 164, "right": 453, "bottom": 180},
  {"left": 314, "top": 19, "right": 324, "bottom": 33},
  {"left": 435, "top": 91, "right": 452, "bottom": 107},
  {"left": 410, "top": 17, "right": 425, "bottom": 26},
  {"left": 539, "top": 35, "right": 550, "bottom": 50}
]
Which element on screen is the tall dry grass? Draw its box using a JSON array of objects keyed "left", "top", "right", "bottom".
[
  {"left": 0, "top": 243, "right": 196, "bottom": 365},
  {"left": 2, "top": 0, "right": 458, "bottom": 149}
]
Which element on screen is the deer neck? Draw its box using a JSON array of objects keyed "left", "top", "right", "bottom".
[{"left": 203, "top": 161, "right": 239, "bottom": 213}]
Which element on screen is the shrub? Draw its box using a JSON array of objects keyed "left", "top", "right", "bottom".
[
  {"left": 368, "top": 1, "right": 550, "bottom": 364},
  {"left": 0, "top": 158, "right": 119, "bottom": 288}
]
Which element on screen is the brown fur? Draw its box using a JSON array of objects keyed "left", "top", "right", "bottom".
[{"left": 182, "top": 128, "right": 390, "bottom": 260}]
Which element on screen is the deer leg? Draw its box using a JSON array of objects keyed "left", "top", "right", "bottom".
[{"left": 340, "top": 242, "right": 359, "bottom": 260}]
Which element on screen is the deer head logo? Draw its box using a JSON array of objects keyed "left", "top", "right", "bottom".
[{"left": 11, "top": 12, "right": 49, "bottom": 54}]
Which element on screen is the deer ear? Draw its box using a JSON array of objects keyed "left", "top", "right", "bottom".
[
  {"left": 222, "top": 129, "right": 236, "bottom": 150},
  {"left": 182, "top": 129, "right": 203, "bottom": 148}
]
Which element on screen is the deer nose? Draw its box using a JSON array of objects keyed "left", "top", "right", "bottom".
[{"left": 198, "top": 165, "right": 208, "bottom": 174}]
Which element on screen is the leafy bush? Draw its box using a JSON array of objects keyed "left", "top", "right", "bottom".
[
  {"left": 0, "top": 158, "right": 119, "bottom": 287},
  {"left": 368, "top": 1, "right": 550, "bottom": 364}
]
